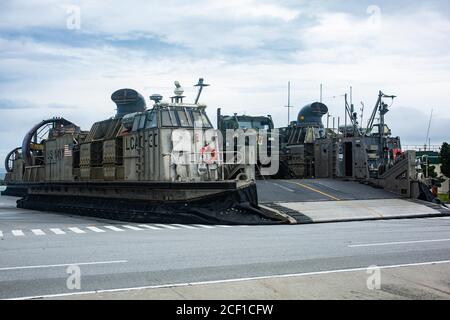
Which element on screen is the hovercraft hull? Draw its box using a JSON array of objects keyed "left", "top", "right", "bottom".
[{"left": 16, "top": 181, "right": 288, "bottom": 225}]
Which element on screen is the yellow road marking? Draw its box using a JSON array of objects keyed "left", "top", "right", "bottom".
[
  {"left": 285, "top": 181, "right": 341, "bottom": 201},
  {"left": 364, "top": 206, "right": 384, "bottom": 218},
  {"left": 343, "top": 202, "right": 384, "bottom": 218}
]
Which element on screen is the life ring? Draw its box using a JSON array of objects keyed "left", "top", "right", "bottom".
[{"left": 200, "top": 145, "right": 217, "bottom": 164}]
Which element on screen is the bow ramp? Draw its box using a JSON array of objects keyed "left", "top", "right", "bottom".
[{"left": 257, "top": 179, "right": 450, "bottom": 224}]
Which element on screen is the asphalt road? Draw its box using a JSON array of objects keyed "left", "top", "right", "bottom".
[{"left": 1, "top": 191, "right": 450, "bottom": 299}]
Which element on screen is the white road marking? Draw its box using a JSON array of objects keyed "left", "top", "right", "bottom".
[
  {"left": 122, "top": 225, "right": 144, "bottom": 231},
  {"left": 103, "top": 226, "right": 125, "bottom": 232},
  {"left": 0, "top": 260, "right": 127, "bottom": 272},
  {"left": 170, "top": 224, "right": 197, "bottom": 230},
  {"left": 0, "top": 221, "right": 236, "bottom": 240},
  {"left": 193, "top": 224, "right": 215, "bottom": 229},
  {"left": 10, "top": 259, "right": 450, "bottom": 300},
  {"left": 348, "top": 238, "right": 450, "bottom": 248},
  {"left": 31, "top": 229, "right": 45, "bottom": 236},
  {"left": 68, "top": 227, "right": 86, "bottom": 234},
  {"left": 272, "top": 182, "right": 295, "bottom": 192},
  {"left": 86, "top": 226, "right": 106, "bottom": 233},
  {"left": 152, "top": 224, "right": 179, "bottom": 230},
  {"left": 138, "top": 224, "right": 163, "bottom": 230},
  {"left": 50, "top": 228, "right": 65, "bottom": 235}
]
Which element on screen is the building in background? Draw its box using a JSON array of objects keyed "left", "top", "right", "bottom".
[{"left": 414, "top": 149, "right": 449, "bottom": 195}]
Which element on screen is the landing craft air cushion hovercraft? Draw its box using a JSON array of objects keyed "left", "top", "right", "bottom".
[{"left": 2, "top": 79, "right": 288, "bottom": 225}]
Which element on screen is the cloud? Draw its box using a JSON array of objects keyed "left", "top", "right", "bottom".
[
  {"left": 389, "top": 107, "right": 450, "bottom": 147},
  {"left": 0, "top": 98, "right": 31, "bottom": 109},
  {"left": 300, "top": 9, "right": 450, "bottom": 60},
  {"left": 0, "top": 98, "right": 77, "bottom": 110},
  {"left": 206, "top": 0, "right": 301, "bottom": 22},
  {"left": 0, "top": 0, "right": 308, "bottom": 57},
  {"left": 0, "top": 0, "right": 449, "bottom": 166}
]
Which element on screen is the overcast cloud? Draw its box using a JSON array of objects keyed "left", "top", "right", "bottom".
[{"left": 1, "top": 0, "right": 449, "bottom": 164}]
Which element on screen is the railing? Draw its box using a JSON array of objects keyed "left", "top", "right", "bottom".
[{"left": 403, "top": 145, "right": 442, "bottom": 152}]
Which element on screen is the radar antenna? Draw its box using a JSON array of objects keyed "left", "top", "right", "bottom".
[
  {"left": 171, "top": 81, "right": 185, "bottom": 103},
  {"left": 194, "top": 78, "right": 210, "bottom": 104}
]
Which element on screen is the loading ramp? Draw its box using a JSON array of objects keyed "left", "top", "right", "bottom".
[{"left": 257, "top": 179, "right": 449, "bottom": 224}]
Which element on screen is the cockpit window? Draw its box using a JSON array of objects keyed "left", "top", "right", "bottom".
[
  {"left": 159, "top": 107, "right": 213, "bottom": 128},
  {"left": 145, "top": 111, "right": 157, "bottom": 128},
  {"left": 190, "top": 110, "right": 212, "bottom": 128},
  {"left": 139, "top": 113, "right": 146, "bottom": 129},
  {"left": 132, "top": 116, "right": 140, "bottom": 131},
  {"left": 161, "top": 109, "right": 178, "bottom": 127},
  {"left": 177, "top": 109, "right": 190, "bottom": 127},
  {"left": 132, "top": 114, "right": 146, "bottom": 131},
  {"left": 201, "top": 112, "right": 213, "bottom": 128},
  {"left": 191, "top": 110, "right": 203, "bottom": 128}
]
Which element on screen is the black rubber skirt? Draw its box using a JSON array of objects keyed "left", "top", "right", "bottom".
[{"left": 16, "top": 183, "right": 284, "bottom": 225}]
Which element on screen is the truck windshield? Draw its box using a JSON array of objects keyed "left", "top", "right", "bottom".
[{"left": 238, "top": 121, "right": 253, "bottom": 129}]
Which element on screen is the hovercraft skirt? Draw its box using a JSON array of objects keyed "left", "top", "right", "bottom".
[{"left": 16, "top": 181, "right": 283, "bottom": 225}]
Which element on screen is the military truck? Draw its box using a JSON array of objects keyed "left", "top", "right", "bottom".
[{"left": 216, "top": 109, "right": 276, "bottom": 178}]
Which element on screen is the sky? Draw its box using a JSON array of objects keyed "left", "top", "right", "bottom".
[{"left": 1, "top": 0, "right": 450, "bottom": 165}]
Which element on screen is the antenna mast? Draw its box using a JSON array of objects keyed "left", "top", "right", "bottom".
[
  {"left": 285, "top": 81, "right": 292, "bottom": 125},
  {"left": 425, "top": 108, "right": 433, "bottom": 151},
  {"left": 194, "top": 78, "right": 210, "bottom": 104},
  {"left": 320, "top": 83, "right": 323, "bottom": 103},
  {"left": 366, "top": 91, "right": 396, "bottom": 135},
  {"left": 360, "top": 101, "right": 365, "bottom": 129}
]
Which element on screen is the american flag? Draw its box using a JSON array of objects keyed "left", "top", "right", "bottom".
[{"left": 64, "top": 144, "right": 72, "bottom": 157}]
